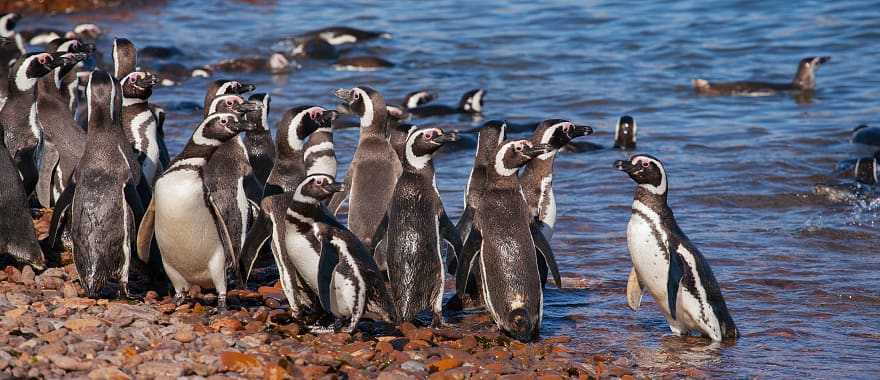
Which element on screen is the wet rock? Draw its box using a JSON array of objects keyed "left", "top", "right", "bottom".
[
  {"left": 88, "top": 366, "right": 132, "bottom": 380},
  {"left": 428, "top": 358, "right": 463, "bottom": 372},
  {"left": 49, "top": 354, "right": 93, "bottom": 371},
  {"left": 401, "top": 360, "right": 426, "bottom": 373},
  {"left": 20, "top": 265, "right": 35, "bottom": 285},
  {"left": 62, "top": 282, "right": 79, "bottom": 298},
  {"left": 64, "top": 317, "right": 104, "bottom": 331},
  {"left": 211, "top": 318, "right": 242, "bottom": 332},
  {"left": 136, "top": 361, "right": 184, "bottom": 378},
  {"left": 219, "top": 351, "right": 262, "bottom": 376}
]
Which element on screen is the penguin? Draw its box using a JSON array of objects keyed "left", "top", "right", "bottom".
[
  {"left": 1, "top": 51, "right": 74, "bottom": 196},
  {"left": 841, "top": 151, "right": 880, "bottom": 185},
  {"left": 456, "top": 120, "right": 507, "bottom": 258},
  {"left": 614, "top": 115, "right": 637, "bottom": 150},
  {"left": 315, "top": 222, "right": 398, "bottom": 332},
  {"left": 0, "top": 14, "right": 23, "bottom": 106},
  {"left": 0, "top": 13, "right": 21, "bottom": 39},
  {"left": 48, "top": 38, "right": 93, "bottom": 114},
  {"left": 615, "top": 154, "right": 738, "bottom": 341},
  {"left": 292, "top": 38, "right": 339, "bottom": 60},
  {"left": 370, "top": 127, "right": 462, "bottom": 325},
  {"left": 242, "top": 93, "right": 275, "bottom": 188},
  {"left": 455, "top": 140, "right": 556, "bottom": 342},
  {"left": 137, "top": 111, "right": 255, "bottom": 310},
  {"left": 297, "top": 26, "right": 391, "bottom": 45},
  {"left": 408, "top": 89, "right": 485, "bottom": 118},
  {"left": 303, "top": 113, "right": 337, "bottom": 179},
  {"left": 0, "top": 126, "right": 45, "bottom": 269},
  {"left": 20, "top": 24, "right": 100, "bottom": 46},
  {"left": 328, "top": 86, "right": 402, "bottom": 247},
  {"left": 334, "top": 56, "right": 394, "bottom": 71},
  {"left": 45, "top": 70, "right": 146, "bottom": 297},
  {"left": 263, "top": 105, "right": 336, "bottom": 197},
  {"left": 34, "top": 49, "right": 90, "bottom": 208},
  {"left": 402, "top": 89, "right": 437, "bottom": 109},
  {"left": 118, "top": 71, "right": 163, "bottom": 184},
  {"left": 693, "top": 56, "right": 831, "bottom": 96},
  {"left": 209, "top": 53, "right": 296, "bottom": 74},
  {"left": 851, "top": 124, "right": 880, "bottom": 147}
]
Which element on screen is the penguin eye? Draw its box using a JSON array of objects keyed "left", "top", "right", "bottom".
[
  {"left": 37, "top": 55, "right": 49, "bottom": 65},
  {"left": 641, "top": 161, "right": 650, "bottom": 168},
  {"left": 423, "top": 131, "right": 433, "bottom": 140},
  {"left": 219, "top": 118, "right": 229, "bottom": 126},
  {"left": 514, "top": 145, "right": 523, "bottom": 152},
  {"left": 352, "top": 92, "right": 360, "bottom": 100}
]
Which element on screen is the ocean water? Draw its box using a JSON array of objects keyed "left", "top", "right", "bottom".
[{"left": 29, "top": 0, "right": 880, "bottom": 377}]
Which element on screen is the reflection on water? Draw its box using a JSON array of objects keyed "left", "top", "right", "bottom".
[{"left": 25, "top": 0, "right": 880, "bottom": 377}]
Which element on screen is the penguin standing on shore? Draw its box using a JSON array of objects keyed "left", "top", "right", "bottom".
[
  {"left": 615, "top": 154, "right": 738, "bottom": 341},
  {"left": 0, "top": 127, "right": 44, "bottom": 269},
  {"left": 303, "top": 114, "right": 337, "bottom": 179},
  {"left": 119, "top": 71, "right": 162, "bottom": 184},
  {"left": 408, "top": 89, "right": 485, "bottom": 118},
  {"left": 243, "top": 93, "right": 275, "bottom": 188},
  {"left": 329, "top": 86, "right": 401, "bottom": 248},
  {"left": 0, "top": 14, "right": 24, "bottom": 107},
  {"left": 693, "top": 56, "right": 831, "bottom": 96},
  {"left": 137, "top": 111, "right": 255, "bottom": 309},
  {"left": 455, "top": 140, "right": 555, "bottom": 341},
  {"left": 46, "top": 70, "right": 146, "bottom": 297},
  {"left": 371, "top": 127, "right": 461, "bottom": 325}
]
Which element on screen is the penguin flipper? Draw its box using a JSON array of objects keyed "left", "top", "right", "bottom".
[
  {"left": 667, "top": 250, "right": 684, "bottom": 320},
  {"left": 455, "top": 206, "right": 475, "bottom": 243},
  {"left": 35, "top": 143, "right": 59, "bottom": 208},
  {"left": 531, "top": 222, "right": 561, "bottom": 288},
  {"left": 317, "top": 230, "right": 340, "bottom": 312},
  {"left": 207, "top": 194, "right": 245, "bottom": 288},
  {"left": 370, "top": 214, "right": 388, "bottom": 252},
  {"left": 244, "top": 173, "right": 263, "bottom": 203},
  {"left": 44, "top": 183, "right": 75, "bottom": 252},
  {"left": 455, "top": 227, "right": 482, "bottom": 295},
  {"left": 327, "top": 170, "right": 352, "bottom": 216},
  {"left": 626, "top": 267, "right": 645, "bottom": 312},
  {"left": 240, "top": 209, "right": 272, "bottom": 283},
  {"left": 439, "top": 210, "right": 462, "bottom": 274},
  {"left": 136, "top": 198, "right": 156, "bottom": 263}
]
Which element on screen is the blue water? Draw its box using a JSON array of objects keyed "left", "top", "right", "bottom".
[{"left": 30, "top": 0, "right": 880, "bottom": 377}]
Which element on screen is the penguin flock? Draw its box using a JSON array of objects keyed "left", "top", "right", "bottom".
[{"left": 14, "top": 13, "right": 863, "bottom": 344}]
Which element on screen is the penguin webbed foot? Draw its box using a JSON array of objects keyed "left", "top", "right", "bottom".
[
  {"left": 431, "top": 312, "right": 446, "bottom": 328},
  {"left": 216, "top": 294, "right": 228, "bottom": 313}
]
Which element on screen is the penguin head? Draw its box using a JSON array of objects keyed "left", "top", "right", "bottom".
[
  {"left": 459, "top": 88, "right": 486, "bottom": 113},
  {"left": 196, "top": 112, "right": 256, "bottom": 144},
  {"left": 614, "top": 115, "right": 637, "bottom": 150},
  {"left": 335, "top": 86, "right": 386, "bottom": 127},
  {"left": 85, "top": 70, "right": 121, "bottom": 127},
  {"left": 385, "top": 104, "right": 411, "bottom": 122},
  {"left": 505, "top": 308, "right": 537, "bottom": 342},
  {"left": 73, "top": 23, "right": 102, "bottom": 40},
  {"left": 286, "top": 106, "right": 336, "bottom": 142},
  {"left": 191, "top": 66, "right": 213, "bottom": 78},
  {"left": 494, "top": 140, "right": 553, "bottom": 177},
  {"left": 268, "top": 53, "right": 292, "bottom": 73},
  {"left": 121, "top": 71, "right": 158, "bottom": 99},
  {"left": 0, "top": 13, "right": 20, "bottom": 38},
  {"left": 245, "top": 93, "right": 271, "bottom": 132},
  {"left": 615, "top": 154, "right": 667, "bottom": 195},
  {"left": 533, "top": 119, "right": 593, "bottom": 153},
  {"left": 17, "top": 52, "right": 68, "bottom": 82},
  {"left": 793, "top": 56, "right": 830, "bottom": 89},
  {"left": 404, "top": 127, "right": 458, "bottom": 168},
  {"left": 403, "top": 89, "right": 437, "bottom": 109},
  {"left": 854, "top": 157, "right": 877, "bottom": 185},
  {"left": 112, "top": 38, "right": 137, "bottom": 80},
  {"left": 297, "top": 174, "right": 344, "bottom": 202}
]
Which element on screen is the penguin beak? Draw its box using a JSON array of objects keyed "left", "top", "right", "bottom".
[
  {"left": 324, "top": 182, "right": 345, "bottom": 193},
  {"left": 614, "top": 160, "right": 636, "bottom": 173},
  {"left": 233, "top": 101, "right": 261, "bottom": 114},
  {"left": 75, "top": 43, "right": 96, "bottom": 54},
  {"left": 433, "top": 132, "right": 459, "bottom": 144},
  {"left": 815, "top": 56, "right": 831, "bottom": 65},
  {"left": 321, "top": 110, "right": 339, "bottom": 123},
  {"left": 570, "top": 125, "right": 593, "bottom": 138},
  {"left": 237, "top": 83, "right": 256, "bottom": 94},
  {"left": 134, "top": 74, "right": 159, "bottom": 88},
  {"left": 523, "top": 143, "right": 553, "bottom": 158},
  {"left": 334, "top": 88, "right": 355, "bottom": 103}
]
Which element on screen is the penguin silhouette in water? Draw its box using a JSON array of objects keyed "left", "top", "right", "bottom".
[
  {"left": 693, "top": 56, "right": 830, "bottom": 96},
  {"left": 45, "top": 70, "right": 147, "bottom": 297},
  {"left": 456, "top": 140, "right": 555, "bottom": 341},
  {"left": 616, "top": 154, "right": 738, "bottom": 341}
]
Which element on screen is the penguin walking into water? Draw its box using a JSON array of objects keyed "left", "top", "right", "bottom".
[
  {"left": 614, "top": 115, "right": 637, "bottom": 150},
  {"left": 408, "top": 89, "right": 485, "bottom": 118},
  {"left": 693, "top": 56, "right": 831, "bottom": 96},
  {"left": 455, "top": 139, "right": 554, "bottom": 341},
  {"left": 615, "top": 154, "right": 738, "bottom": 341},
  {"left": 45, "top": 70, "right": 146, "bottom": 297},
  {"left": 329, "top": 86, "right": 401, "bottom": 248},
  {"left": 138, "top": 111, "right": 255, "bottom": 310},
  {"left": 242, "top": 93, "right": 275, "bottom": 188},
  {"left": 1, "top": 51, "right": 73, "bottom": 195},
  {"left": 371, "top": 127, "right": 461, "bottom": 325}
]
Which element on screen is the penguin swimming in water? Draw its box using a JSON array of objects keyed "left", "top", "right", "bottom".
[
  {"left": 138, "top": 111, "right": 255, "bottom": 310},
  {"left": 851, "top": 124, "right": 880, "bottom": 147},
  {"left": 693, "top": 56, "right": 831, "bottom": 96},
  {"left": 46, "top": 70, "right": 147, "bottom": 297},
  {"left": 334, "top": 56, "right": 394, "bottom": 71},
  {"left": 242, "top": 93, "right": 275, "bottom": 188},
  {"left": 408, "top": 89, "right": 485, "bottom": 118},
  {"left": 615, "top": 154, "right": 738, "bottom": 341},
  {"left": 455, "top": 139, "right": 555, "bottom": 341},
  {"left": 402, "top": 90, "right": 437, "bottom": 110},
  {"left": 208, "top": 53, "right": 295, "bottom": 74},
  {"left": 329, "top": 86, "right": 401, "bottom": 248},
  {"left": 614, "top": 115, "right": 637, "bottom": 150},
  {"left": 371, "top": 127, "right": 461, "bottom": 325},
  {"left": 296, "top": 26, "right": 391, "bottom": 45},
  {"left": 0, "top": 124, "right": 45, "bottom": 269}
]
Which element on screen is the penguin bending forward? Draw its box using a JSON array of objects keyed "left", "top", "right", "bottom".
[
  {"left": 455, "top": 140, "right": 555, "bottom": 341},
  {"left": 615, "top": 154, "right": 738, "bottom": 341}
]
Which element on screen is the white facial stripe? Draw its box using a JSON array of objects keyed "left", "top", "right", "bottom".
[
  {"left": 494, "top": 142, "right": 518, "bottom": 177},
  {"left": 15, "top": 55, "right": 43, "bottom": 91},
  {"left": 0, "top": 14, "right": 13, "bottom": 37},
  {"left": 320, "top": 32, "right": 356, "bottom": 45},
  {"left": 538, "top": 122, "right": 567, "bottom": 160},
  {"left": 286, "top": 209, "right": 316, "bottom": 224},
  {"left": 406, "top": 91, "right": 430, "bottom": 108},
  {"left": 354, "top": 88, "right": 373, "bottom": 128},
  {"left": 304, "top": 141, "right": 333, "bottom": 160},
  {"left": 192, "top": 114, "right": 230, "bottom": 146},
  {"left": 217, "top": 81, "right": 238, "bottom": 95},
  {"left": 287, "top": 106, "right": 324, "bottom": 151},
  {"left": 307, "top": 155, "right": 336, "bottom": 178},
  {"left": 406, "top": 129, "right": 434, "bottom": 170},
  {"left": 58, "top": 40, "right": 77, "bottom": 53},
  {"left": 633, "top": 156, "right": 667, "bottom": 195},
  {"left": 470, "top": 90, "right": 484, "bottom": 112}
]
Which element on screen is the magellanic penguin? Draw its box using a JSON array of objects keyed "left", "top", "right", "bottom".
[
  {"left": 0, "top": 14, "right": 24, "bottom": 107},
  {"left": 371, "top": 127, "right": 462, "bottom": 325},
  {"left": 119, "top": 71, "right": 163, "bottom": 185},
  {"left": 615, "top": 154, "right": 738, "bottom": 341},
  {"left": 296, "top": 26, "right": 391, "bottom": 45},
  {"left": 614, "top": 115, "right": 637, "bottom": 150},
  {"left": 209, "top": 53, "right": 295, "bottom": 74},
  {"left": 243, "top": 93, "right": 275, "bottom": 188},
  {"left": 408, "top": 89, "right": 485, "bottom": 118},
  {"left": 849, "top": 151, "right": 880, "bottom": 185},
  {"left": 402, "top": 89, "right": 437, "bottom": 110},
  {"left": 334, "top": 56, "right": 394, "bottom": 71},
  {"left": 693, "top": 56, "right": 831, "bottom": 96},
  {"left": 455, "top": 139, "right": 555, "bottom": 342},
  {"left": 1, "top": 51, "right": 73, "bottom": 195},
  {"left": 263, "top": 105, "right": 336, "bottom": 197},
  {"left": 137, "top": 111, "right": 256, "bottom": 310},
  {"left": 0, "top": 126, "right": 45, "bottom": 269},
  {"left": 851, "top": 124, "right": 880, "bottom": 147},
  {"left": 329, "top": 86, "right": 401, "bottom": 247},
  {"left": 303, "top": 111, "right": 337, "bottom": 179},
  {"left": 34, "top": 48, "right": 90, "bottom": 208},
  {"left": 45, "top": 70, "right": 147, "bottom": 297}
]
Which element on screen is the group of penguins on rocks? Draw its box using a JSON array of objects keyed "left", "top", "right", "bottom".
[{"left": 20, "top": 17, "right": 864, "bottom": 343}]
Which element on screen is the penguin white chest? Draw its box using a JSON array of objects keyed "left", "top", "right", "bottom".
[
  {"left": 154, "top": 169, "right": 222, "bottom": 287},
  {"left": 626, "top": 208, "right": 671, "bottom": 316},
  {"left": 284, "top": 225, "right": 321, "bottom": 291},
  {"left": 330, "top": 273, "right": 357, "bottom": 317}
]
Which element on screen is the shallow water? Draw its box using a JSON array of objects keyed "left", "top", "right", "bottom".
[{"left": 29, "top": 0, "right": 880, "bottom": 377}]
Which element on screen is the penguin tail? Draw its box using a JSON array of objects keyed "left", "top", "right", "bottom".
[
  {"left": 722, "top": 318, "right": 740, "bottom": 340},
  {"left": 507, "top": 308, "right": 537, "bottom": 343}
]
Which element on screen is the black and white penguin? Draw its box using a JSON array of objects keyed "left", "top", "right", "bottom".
[
  {"left": 693, "top": 56, "right": 831, "bottom": 96},
  {"left": 371, "top": 127, "right": 461, "bottom": 325},
  {"left": 34, "top": 49, "right": 89, "bottom": 208},
  {"left": 137, "top": 111, "right": 255, "bottom": 310},
  {"left": 297, "top": 26, "right": 391, "bottom": 45},
  {"left": 243, "top": 93, "right": 275, "bottom": 188},
  {"left": 303, "top": 113, "right": 337, "bottom": 179},
  {"left": 408, "top": 89, "right": 485, "bottom": 118},
  {"left": 46, "top": 70, "right": 146, "bottom": 297},
  {"left": 292, "top": 38, "right": 339, "bottom": 60},
  {"left": 263, "top": 105, "right": 335, "bottom": 197},
  {"left": 615, "top": 154, "right": 738, "bottom": 341},
  {"left": 20, "top": 24, "right": 100, "bottom": 46},
  {"left": 0, "top": 13, "right": 20, "bottom": 39},
  {"left": 402, "top": 90, "right": 437, "bottom": 110},
  {"left": 0, "top": 14, "right": 24, "bottom": 106},
  {"left": 455, "top": 140, "right": 555, "bottom": 342},
  {"left": 457, "top": 120, "right": 507, "bottom": 254},
  {"left": 614, "top": 115, "right": 637, "bottom": 150},
  {"left": 209, "top": 53, "right": 296, "bottom": 74},
  {"left": 0, "top": 126, "right": 45, "bottom": 269},
  {"left": 851, "top": 124, "right": 880, "bottom": 147},
  {"left": 1, "top": 51, "right": 74, "bottom": 196},
  {"left": 119, "top": 71, "right": 163, "bottom": 185},
  {"left": 329, "top": 86, "right": 401, "bottom": 247},
  {"left": 334, "top": 56, "right": 394, "bottom": 71}
]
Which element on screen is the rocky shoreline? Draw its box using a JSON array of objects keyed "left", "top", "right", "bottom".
[{"left": 0, "top": 0, "right": 161, "bottom": 14}]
